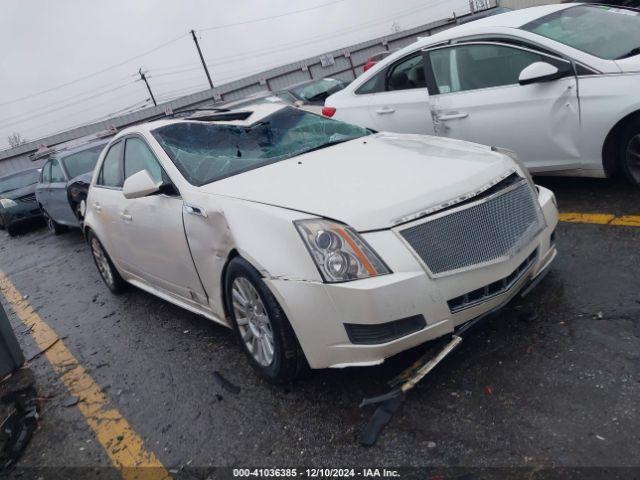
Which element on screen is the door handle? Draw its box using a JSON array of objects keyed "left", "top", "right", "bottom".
[
  {"left": 93, "top": 202, "right": 101, "bottom": 212},
  {"left": 437, "top": 112, "right": 469, "bottom": 121},
  {"left": 120, "top": 211, "right": 132, "bottom": 222},
  {"left": 375, "top": 107, "right": 395, "bottom": 114}
]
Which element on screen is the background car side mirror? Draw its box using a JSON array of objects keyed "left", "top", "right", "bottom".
[
  {"left": 518, "top": 61, "right": 563, "bottom": 86},
  {"left": 122, "top": 170, "right": 161, "bottom": 199}
]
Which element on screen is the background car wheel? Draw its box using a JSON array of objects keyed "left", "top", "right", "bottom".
[
  {"left": 6, "top": 224, "right": 17, "bottom": 237},
  {"left": 225, "top": 256, "right": 307, "bottom": 383},
  {"left": 88, "top": 231, "right": 126, "bottom": 294},
  {"left": 619, "top": 117, "right": 640, "bottom": 187},
  {"left": 42, "top": 209, "right": 65, "bottom": 235}
]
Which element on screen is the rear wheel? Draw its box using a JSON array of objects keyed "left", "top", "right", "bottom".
[
  {"left": 42, "top": 209, "right": 65, "bottom": 235},
  {"left": 6, "top": 224, "right": 17, "bottom": 237},
  {"left": 225, "top": 257, "right": 307, "bottom": 383},
  {"left": 619, "top": 118, "right": 640, "bottom": 187},
  {"left": 88, "top": 231, "right": 126, "bottom": 294}
]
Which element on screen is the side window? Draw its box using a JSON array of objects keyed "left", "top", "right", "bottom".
[
  {"left": 50, "top": 159, "right": 66, "bottom": 183},
  {"left": 355, "top": 53, "right": 426, "bottom": 94},
  {"left": 355, "top": 70, "right": 385, "bottom": 94},
  {"left": 123, "top": 138, "right": 165, "bottom": 184},
  {"left": 387, "top": 54, "right": 426, "bottom": 91},
  {"left": 428, "top": 44, "right": 544, "bottom": 94},
  {"left": 97, "top": 141, "right": 124, "bottom": 188},
  {"left": 41, "top": 161, "right": 51, "bottom": 183}
]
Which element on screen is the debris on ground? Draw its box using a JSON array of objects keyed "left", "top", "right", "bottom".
[
  {"left": 0, "top": 368, "right": 39, "bottom": 475},
  {"left": 62, "top": 396, "right": 79, "bottom": 408},
  {"left": 212, "top": 371, "right": 241, "bottom": 396},
  {"left": 26, "top": 338, "right": 59, "bottom": 362}
]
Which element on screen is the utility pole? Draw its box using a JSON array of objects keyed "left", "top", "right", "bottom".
[
  {"left": 190, "top": 29, "right": 214, "bottom": 89},
  {"left": 138, "top": 68, "right": 157, "bottom": 106}
]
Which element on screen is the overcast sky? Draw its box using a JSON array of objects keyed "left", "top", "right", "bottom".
[{"left": 0, "top": 0, "right": 470, "bottom": 149}]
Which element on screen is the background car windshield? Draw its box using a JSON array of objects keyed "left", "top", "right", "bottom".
[
  {"left": 0, "top": 170, "right": 39, "bottom": 194},
  {"left": 61, "top": 144, "right": 105, "bottom": 178},
  {"left": 522, "top": 5, "right": 640, "bottom": 60},
  {"left": 152, "top": 107, "right": 370, "bottom": 186},
  {"left": 290, "top": 79, "right": 345, "bottom": 102}
]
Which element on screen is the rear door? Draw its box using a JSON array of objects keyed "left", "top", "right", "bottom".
[
  {"left": 91, "top": 141, "right": 126, "bottom": 259},
  {"left": 115, "top": 136, "right": 208, "bottom": 307},
  {"left": 422, "top": 42, "right": 581, "bottom": 172},
  {"left": 361, "top": 52, "right": 435, "bottom": 134}
]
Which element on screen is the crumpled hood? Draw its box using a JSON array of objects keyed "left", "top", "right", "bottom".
[
  {"left": 2, "top": 183, "right": 37, "bottom": 201},
  {"left": 201, "top": 133, "right": 515, "bottom": 231}
]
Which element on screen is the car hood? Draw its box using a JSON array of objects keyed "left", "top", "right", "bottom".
[
  {"left": 616, "top": 55, "right": 640, "bottom": 73},
  {"left": 1, "top": 183, "right": 37, "bottom": 200},
  {"left": 200, "top": 133, "right": 516, "bottom": 231}
]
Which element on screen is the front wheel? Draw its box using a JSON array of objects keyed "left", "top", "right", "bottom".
[
  {"left": 43, "top": 209, "right": 65, "bottom": 235},
  {"left": 619, "top": 118, "right": 640, "bottom": 187},
  {"left": 88, "top": 231, "right": 126, "bottom": 294},
  {"left": 225, "top": 257, "right": 307, "bottom": 383}
]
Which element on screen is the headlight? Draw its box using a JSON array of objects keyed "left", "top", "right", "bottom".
[
  {"left": 0, "top": 198, "right": 17, "bottom": 208},
  {"left": 492, "top": 146, "right": 535, "bottom": 189},
  {"left": 295, "top": 219, "right": 391, "bottom": 283}
]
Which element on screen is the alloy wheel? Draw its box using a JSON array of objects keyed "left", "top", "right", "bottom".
[
  {"left": 91, "top": 238, "right": 114, "bottom": 288},
  {"left": 231, "top": 277, "right": 275, "bottom": 367},
  {"left": 626, "top": 133, "right": 640, "bottom": 185}
]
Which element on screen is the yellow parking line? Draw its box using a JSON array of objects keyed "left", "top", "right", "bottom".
[
  {"left": 559, "top": 213, "right": 640, "bottom": 227},
  {"left": 0, "top": 271, "right": 171, "bottom": 480}
]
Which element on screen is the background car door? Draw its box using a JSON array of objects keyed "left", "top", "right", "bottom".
[
  {"left": 35, "top": 160, "right": 52, "bottom": 211},
  {"left": 116, "top": 136, "right": 208, "bottom": 307},
  {"left": 357, "top": 52, "right": 435, "bottom": 134},
  {"left": 48, "top": 158, "right": 77, "bottom": 225},
  {"left": 423, "top": 42, "right": 581, "bottom": 173}
]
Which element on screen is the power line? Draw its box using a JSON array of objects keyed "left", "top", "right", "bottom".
[
  {"left": 0, "top": 33, "right": 188, "bottom": 107},
  {"left": 198, "top": 0, "right": 348, "bottom": 32}
]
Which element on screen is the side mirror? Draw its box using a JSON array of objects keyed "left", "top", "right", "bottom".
[
  {"left": 518, "top": 61, "right": 562, "bottom": 86},
  {"left": 122, "top": 170, "right": 161, "bottom": 199}
]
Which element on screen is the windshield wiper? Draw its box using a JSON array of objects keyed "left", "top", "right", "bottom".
[
  {"left": 616, "top": 47, "right": 640, "bottom": 60},
  {"left": 297, "top": 138, "right": 354, "bottom": 155}
]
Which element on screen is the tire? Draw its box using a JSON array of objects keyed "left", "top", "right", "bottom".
[
  {"left": 42, "top": 209, "right": 66, "bottom": 235},
  {"left": 225, "top": 257, "right": 307, "bottom": 383},
  {"left": 87, "top": 231, "right": 127, "bottom": 294},
  {"left": 6, "top": 224, "right": 17, "bottom": 237},
  {"left": 618, "top": 117, "right": 640, "bottom": 187}
]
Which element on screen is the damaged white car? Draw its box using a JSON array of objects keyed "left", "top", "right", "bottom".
[{"left": 84, "top": 104, "right": 558, "bottom": 382}]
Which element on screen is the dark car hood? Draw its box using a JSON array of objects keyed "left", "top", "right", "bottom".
[{"left": 1, "top": 183, "right": 37, "bottom": 200}]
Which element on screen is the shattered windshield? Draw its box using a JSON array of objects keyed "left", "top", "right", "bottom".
[
  {"left": 522, "top": 5, "right": 640, "bottom": 60},
  {"left": 0, "top": 170, "right": 39, "bottom": 194},
  {"left": 152, "top": 107, "right": 370, "bottom": 186},
  {"left": 61, "top": 144, "right": 106, "bottom": 178}
]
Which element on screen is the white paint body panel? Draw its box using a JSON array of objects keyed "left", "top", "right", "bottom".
[
  {"left": 84, "top": 115, "right": 558, "bottom": 369},
  {"left": 325, "top": 4, "right": 640, "bottom": 178}
]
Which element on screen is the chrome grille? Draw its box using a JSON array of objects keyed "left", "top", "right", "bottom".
[{"left": 399, "top": 180, "right": 544, "bottom": 276}]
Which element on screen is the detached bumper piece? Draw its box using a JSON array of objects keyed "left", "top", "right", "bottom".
[{"left": 345, "top": 315, "right": 426, "bottom": 345}]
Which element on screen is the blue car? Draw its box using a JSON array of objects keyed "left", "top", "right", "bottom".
[{"left": 35, "top": 139, "right": 108, "bottom": 234}]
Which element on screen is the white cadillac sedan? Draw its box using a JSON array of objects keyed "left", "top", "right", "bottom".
[
  {"left": 324, "top": 3, "right": 640, "bottom": 185},
  {"left": 84, "top": 103, "right": 558, "bottom": 382}
]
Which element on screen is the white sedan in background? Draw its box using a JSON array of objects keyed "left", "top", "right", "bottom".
[
  {"left": 84, "top": 104, "right": 557, "bottom": 382},
  {"left": 325, "top": 3, "right": 640, "bottom": 185}
]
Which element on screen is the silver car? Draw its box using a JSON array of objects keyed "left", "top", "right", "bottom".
[{"left": 36, "top": 140, "right": 108, "bottom": 234}]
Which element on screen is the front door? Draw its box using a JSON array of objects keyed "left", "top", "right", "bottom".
[
  {"left": 48, "top": 158, "right": 77, "bottom": 226},
  {"left": 115, "top": 136, "right": 208, "bottom": 307},
  {"left": 423, "top": 42, "right": 581, "bottom": 173}
]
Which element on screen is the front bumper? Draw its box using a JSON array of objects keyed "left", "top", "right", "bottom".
[
  {"left": 3, "top": 201, "right": 43, "bottom": 227},
  {"left": 266, "top": 186, "right": 558, "bottom": 369}
]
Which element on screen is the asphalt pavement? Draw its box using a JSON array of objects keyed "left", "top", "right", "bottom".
[{"left": 0, "top": 177, "right": 638, "bottom": 478}]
